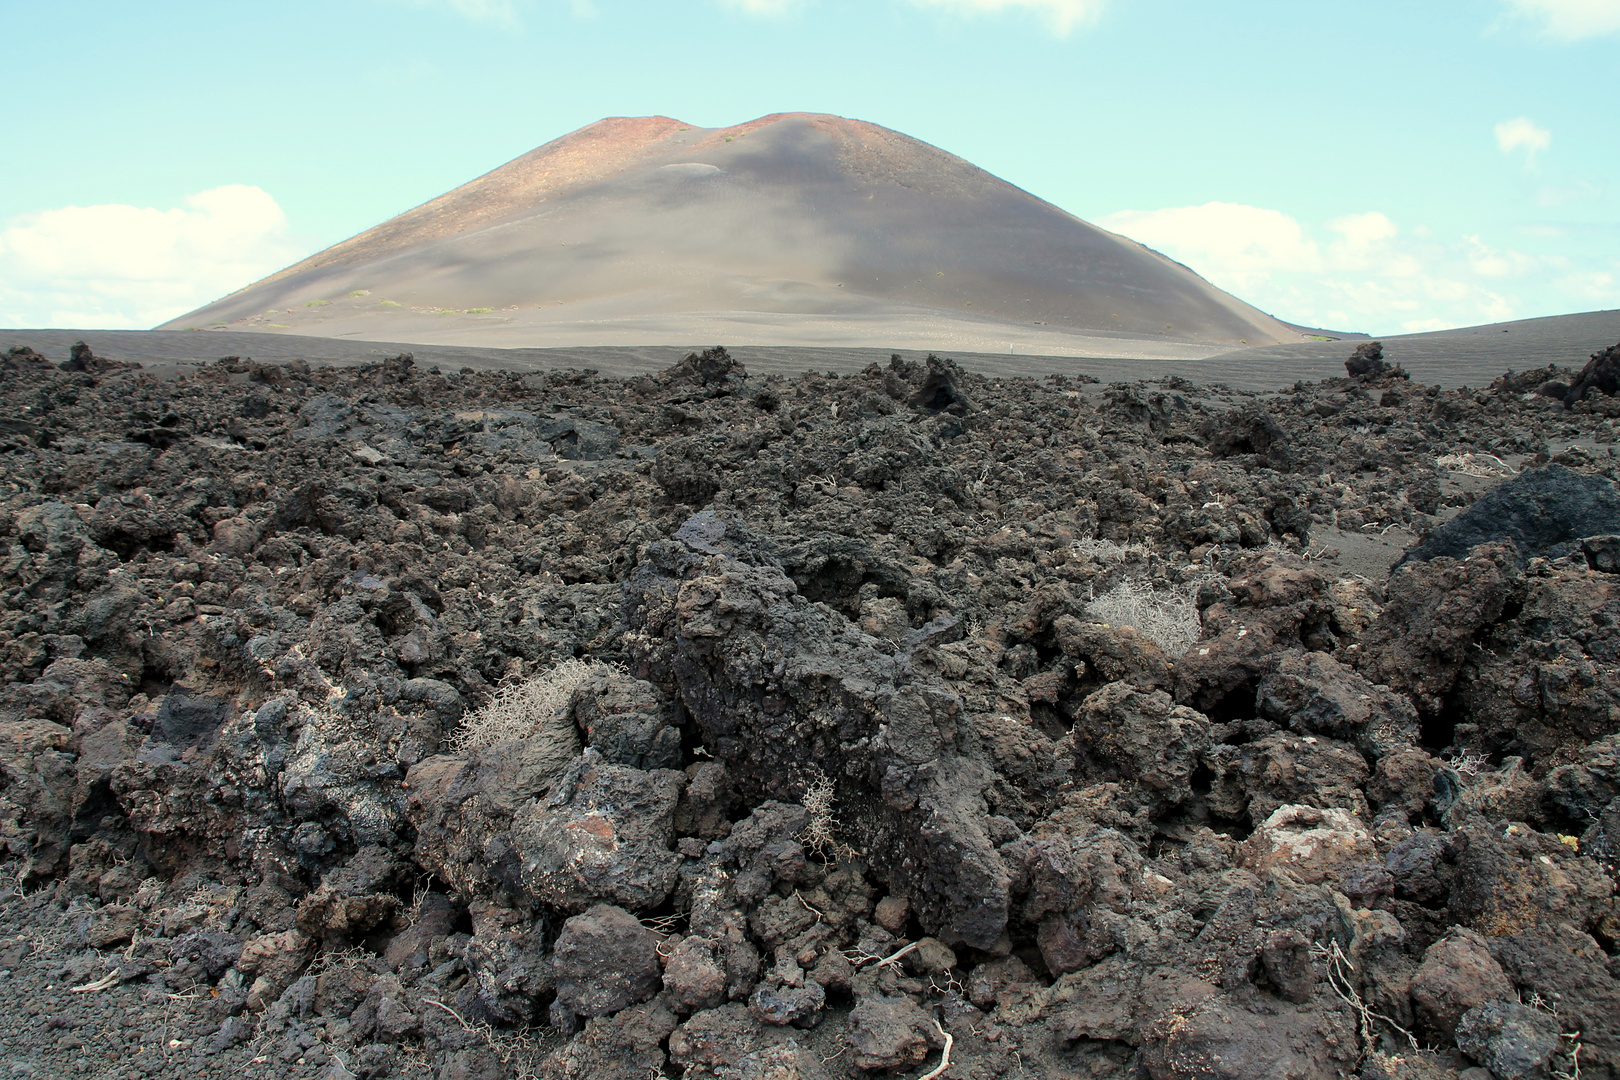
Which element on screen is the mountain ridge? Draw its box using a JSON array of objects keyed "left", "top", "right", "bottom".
[{"left": 163, "top": 112, "right": 1307, "bottom": 351}]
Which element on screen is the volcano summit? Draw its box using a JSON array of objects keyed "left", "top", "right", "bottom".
[{"left": 164, "top": 113, "right": 1314, "bottom": 356}]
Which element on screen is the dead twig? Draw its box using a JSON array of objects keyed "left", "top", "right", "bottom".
[
  {"left": 795, "top": 890, "right": 825, "bottom": 922},
  {"left": 1314, "top": 939, "right": 1417, "bottom": 1062},
  {"left": 638, "top": 912, "right": 684, "bottom": 935},
  {"left": 69, "top": 970, "right": 119, "bottom": 993},
  {"left": 918, "top": 1019, "right": 954, "bottom": 1080},
  {"left": 845, "top": 940, "right": 920, "bottom": 971},
  {"left": 421, "top": 998, "right": 549, "bottom": 1080},
  {"left": 423, "top": 998, "right": 471, "bottom": 1028}
]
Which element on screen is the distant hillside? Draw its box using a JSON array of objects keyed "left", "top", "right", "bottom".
[{"left": 162, "top": 112, "right": 1306, "bottom": 351}]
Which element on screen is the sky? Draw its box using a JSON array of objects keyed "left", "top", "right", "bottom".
[{"left": 0, "top": 0, "right": 1616, "bottom": 336}]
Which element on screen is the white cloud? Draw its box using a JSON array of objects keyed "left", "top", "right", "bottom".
[
  {"left": 443, "top": 0, "right": 517, "bottom": 17},
  {"left": 0, "top": 185, "right": 298, "bottom": 330},
  {"left": 1557, "top": 269, "right": 1619, "bottom": 300},
  {"left": 1326, "top": 211, "right": 1397, "bottom": 253},
  {"left": 1495, "top": 117, "right": 1551, "bottom": 161},
  {"left": 385, "top": 0, "right": 597, "bottom": 21},
  {"left": 382, "top": 0, "right": 607, "bottom": 24},
  {"left": 1096, "top": 202, "right": 1322, "bottom": 290},
  {"left": 1503, "top": 0, "right": 1620, "bottom": 39},
  {"left": 1096, "top": 200, "right": 1615, "bottom": 334},
  {"left": 718, "top": 0, "right": 801, "bottom": 13},
  {"left": 1535, "top": 178, "right": 1602, "bottom": 206},
  {"left": 909, "top": 0, "right": 1106, "bottom": 36},
  {"left": 406, "top": 0, "right": 519, "bottom": 20},
  {"left": 721, "top": 0, "right": 1108, "bottom": 26},
  {"left": 1324, "top": 212, "right": 1428, "bottom": 279}
]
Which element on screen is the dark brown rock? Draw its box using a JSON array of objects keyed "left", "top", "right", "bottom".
[
  {"left": 1358, "top": 541, "right": 1521, "bottom": 713},
  {"left": 1566, "top": 339, "right": 1620, "bottom": 404},
  {"left": 1206, "top": 729, "right": 1369, "bottom": 822},
  {"left": 1409, "top": 928, "right": 1513, "bottom": 1040},
  {"left": 1346, "top": 340, "right": 1388, "bottom": 378},
  {"left": 663, "top": 935, "right": 729, "bottom": 1013},
  {"left": 512, "top": 751, "right": 683, "bottom": 913},
  {"left": 1455, "top": 1000, "right": 1561, "bottom": 1080},
  {"left": 844, "top": 993, "right": 943, "bottom": 1072},
  {"left": 1176, "top": 553, "right": 1336, "bottom": 712},
  {"left": 1259, "top": 927, "right": 1315, "bottom": 1003},
  {"left": 552, "top": 903, "right": 663, "bottom": 1019},
  {"left": 1139, "top": 990, "right": 1359, "bottom": 1080},
  {"left": 1446, "top": 820, "right": 1613, "bottom": 939},
  {"left": 1052, "top": 616, "right": 1173, "bottom": 692},
  {"left": 1452, "top": 560, "right": 1620, "bottom": 763},
  {"left": 1255, "top": 650, "right": 1419, "bottom": 757},
  {"left": 295, "top": 845, "right": 403, "bottom": 940},
  {"left": 1368, "top": 748, "right": 1440, "bottom": 819},
  {"left": 1072, "top": 681, "right": 1209, "bottom": 806},
  {"left": 1488, "top": 924, "right": 1620, "bottom": 1077}
]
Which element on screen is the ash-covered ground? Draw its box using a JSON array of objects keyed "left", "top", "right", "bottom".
[{"left": 1, "top": 339, "right": 1618, "bottom": 1080}]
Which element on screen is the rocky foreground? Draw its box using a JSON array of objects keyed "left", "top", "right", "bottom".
[{"left": 0, "top": 340, "right": 1618, "bottom": 1080}]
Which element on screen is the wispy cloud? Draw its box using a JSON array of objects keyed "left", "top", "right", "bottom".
[
  {"left": 1098, "top": 202, "right": 1324, "bottom": 279},
  {"left": 450, "top": 0, "right": 517, "bottom": 16},
  {"left": 1556, "top": 269, "right": 1618, "bottom": 302},
  {"left": 717, "top": 0, "right": 802, "bottom": 14},
  {"left": 1096, "top": 200, "right": 1613, "bottom": 333},
  {"left": 404, "top": 0, "right": 519, "bottom": 21},
  {"left": 374, "top": 0, "right": 600, "bottom": 28},
  {"left": 1534, "top": 178, "right": 1602, "bottom": 206},
  {"left": 716, "top": 0, "right": 1107, "bottom": 32},
  {"left": 909, "top": 0, "right": 1106, "bottom": 36},
  {"left": 0, "top": 186, "right": 298, "bottom": 330},
  {"left": 1495, "top": 117, "right": 1551, "bottom": 162},
  {"left": 1503, "top": 0, "right": 1620, "bottom": 39}
]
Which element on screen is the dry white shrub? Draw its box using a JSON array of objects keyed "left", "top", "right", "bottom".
[
  {"left": 800, "top": 767, "right": 854, "bottom": 860},
  {"left": 1068, "top": 537, "right": 1147, "bottom": 564},
  {"left": 1436, "top": 451, "right": 1516, "bottom": 477},
  {"left": 1085, "top": 577, "right": 1206, "bottom": 656},
  {"left": 450, "top": 657, "right": 612, "bottom": 753}
]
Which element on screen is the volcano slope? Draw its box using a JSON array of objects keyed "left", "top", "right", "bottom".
[
  {"left": 0, "top": 343, "right": 1618, "bottom": 1080},
  {"left": 159, "top": 113, "right": 1304, "bottom": 355}
]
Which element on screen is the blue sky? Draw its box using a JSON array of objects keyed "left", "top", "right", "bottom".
[{"left": 1, "top": 0, "right": 1615, "bottom": 334}]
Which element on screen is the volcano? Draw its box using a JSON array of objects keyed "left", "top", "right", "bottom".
[{"left": 162, "top": 113, "right": 1308, "bottom": 355}]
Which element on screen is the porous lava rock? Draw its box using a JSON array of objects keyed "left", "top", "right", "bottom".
[
  {"left": 0, "top": 341, "right": 1617, "bottom": 1079},
  {"left": 1399, "top": 464, "right": 1620, "bottom": 566},
  {"left": 551, "top": 903, "right": 663, "bottom": 1019},
  {"left": 1567, "top": 339, "right": 1620, "bottom": 404}
]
